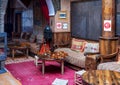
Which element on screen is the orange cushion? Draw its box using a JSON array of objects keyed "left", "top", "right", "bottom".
[{"left": 71, "top": 38, "right": 87, "bottom": 52}]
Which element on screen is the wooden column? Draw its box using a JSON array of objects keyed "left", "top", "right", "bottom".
[
  {"left": 102, "top": 0, "right": 115, "bottom": 37},
  {"left": 100, "top": 0, "right": 118, "bottom": 56}
]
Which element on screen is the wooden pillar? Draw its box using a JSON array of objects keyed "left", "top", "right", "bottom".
[
  {"left": 102, "top": 0, "right": 115, "bottom": 37},
  {"left": 100, "top": 0, "right": 118, "bottom": 55}
]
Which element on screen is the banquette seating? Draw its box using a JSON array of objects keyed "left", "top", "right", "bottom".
[
  {"left": 55, "top": 38, "right": 119, "bottom": 70},
  {"left": 55, "top": 38, "right": 100, "bottom": 70},
  {"left": 11, "top": 32, "right": 43, "bottom": 55}
]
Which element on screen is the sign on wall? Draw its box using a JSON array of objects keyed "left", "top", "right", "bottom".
[
  {"left": 104, "top": 20, "right": 111, "bottom": 31},
  {"left": 52, "top": 11, "right": 70, "bottom": 32},
  {"left": 62, "top": 23, "right": 68, "bottom": 30},
  {"left": 56, "top": 22, "right": 68, "bottom": 30},
  {"left": 56, "top": 22, "right": 62, "bottom": 29}
]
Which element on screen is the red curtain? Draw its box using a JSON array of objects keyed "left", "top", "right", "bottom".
[{"left": 39, "top": 0, "right": 49, "bottom": 23}]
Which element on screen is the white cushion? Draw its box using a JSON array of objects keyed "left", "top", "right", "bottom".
[{"left": 84, "top": 43, "right": 99, "bottom": 53}]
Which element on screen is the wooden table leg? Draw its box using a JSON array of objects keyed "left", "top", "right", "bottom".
[
  {"left": 42, "top": 60, "right": 45, "bottom": 75},
  {"left": 12, "top": 49, "right": 15, "bottom": 60},
  {"left": 26, "top": 48, "right": 29, "bottom": 58},
  {"left": 61, "top": 60, "right": 64, "bottom": 74}
]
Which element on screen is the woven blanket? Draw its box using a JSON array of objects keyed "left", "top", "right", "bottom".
[{"left": 0, "top": 72, "right": 22, "bottom": 85}]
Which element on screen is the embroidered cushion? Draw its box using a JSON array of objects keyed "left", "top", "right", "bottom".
[
  {"left": 71, "top": 38, "right": 86, "bottom": 52},
  {"left": 84, "top": 42, "right": 99, "bottom": 53}
]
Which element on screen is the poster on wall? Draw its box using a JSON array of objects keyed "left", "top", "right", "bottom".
[
  {"left": 59, "top": 11, "right": 67, "bottom": 19},
  {"left": 104, "top": 20, "right": 111, "bottom": 31},
  {"left": 56, "top": 22, "right": 62, "bottom": 29},
  {"left": 62, "top": 23, "right": 68, "bottom": 30}
]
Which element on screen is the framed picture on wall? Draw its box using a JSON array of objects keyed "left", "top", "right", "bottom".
[
  {"left": 59, "top": 11, "right": 67, "bottom": 19},
  {"left": 62, "top": 22, "right": 68, "bottom": 30}
]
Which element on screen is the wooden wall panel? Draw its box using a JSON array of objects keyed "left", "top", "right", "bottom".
[
  {"left": 53, "top": 32, "right": 71, "bottom": 47},
  {"left": 50, "top": 0, "right": 71, "bottom": 46},
  {"left": 51, "top": 0, "right": 70, "bottom": 33}
]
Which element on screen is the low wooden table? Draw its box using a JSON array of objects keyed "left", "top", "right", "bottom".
[
  {"left": 82, "top": 70, "right": 120, "bottom": 85},
  {"left": 37, "top": 54, "right": 65, "bottom": 75},
  {"left": 8, "top": 45, "right": 29, "bottom": 60}
]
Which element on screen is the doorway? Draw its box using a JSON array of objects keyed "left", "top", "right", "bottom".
[{"left": 15, "top": 12, "right": 22, "bottom": 33}]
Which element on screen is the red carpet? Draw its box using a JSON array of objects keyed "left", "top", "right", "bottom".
[{"left": 5, "top": 61, "right": 75, "bottom": 85}]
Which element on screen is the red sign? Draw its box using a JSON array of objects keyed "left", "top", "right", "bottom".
[
  {"left": 104, "top": 20, "right": 111, "bottom": 31},
  {"left": 56, "top": 22, "right": 62, "bottom": 29},
  {"left": 104, "top": 22, "right": 111, "bottom": 29}
]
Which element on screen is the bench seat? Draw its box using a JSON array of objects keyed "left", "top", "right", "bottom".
[{"left": 55, "top": 48, "right": 86, "bottom": 68}]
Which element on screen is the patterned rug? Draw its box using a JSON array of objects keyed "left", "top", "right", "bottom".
[
  {"left": 5, "top": 55, "right": 35, "bottom": 64},
  {"left": 5, "top": 61, "right": 75, "bottom": 85}
]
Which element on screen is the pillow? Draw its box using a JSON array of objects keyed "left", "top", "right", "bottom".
[
  {"left": 84, "top": 42, "right": 99, "bottom": 53},
  {"left": 29, "top": 34, "right": 36, "bottom": 43},
  {"left": 71, "top": 38, "right": 87, "bottom": 52}
]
